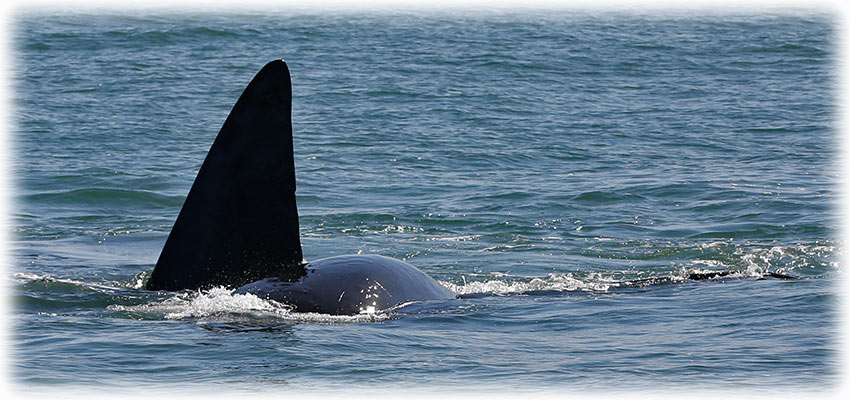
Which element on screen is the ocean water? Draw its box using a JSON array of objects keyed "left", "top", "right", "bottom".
[{"left": 8, "top": 9, "right": 841, "bottom": 395}]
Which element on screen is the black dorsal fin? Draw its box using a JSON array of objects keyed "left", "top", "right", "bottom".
[{"left": 146, "top": 60, "right": 304, "bottom": 291}]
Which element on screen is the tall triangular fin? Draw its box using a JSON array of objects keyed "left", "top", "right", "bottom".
[{"left": 146, "top": 60, "right": 303, "bottom": 291}]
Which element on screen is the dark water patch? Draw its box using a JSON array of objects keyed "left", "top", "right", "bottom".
[
  {"left": 24, "top": 188, "right": 184, "bottom": 209},
  {"left": 571, "top": 191, "right": 647, "bottom": 204}
]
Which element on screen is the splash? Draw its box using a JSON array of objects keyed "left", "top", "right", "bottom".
[
  {"left": 442, "top": 272, "right": 620, "bottom": 296},
  {"left": 108, "top": 287, "right": 390, "bottom": 323},
  {"left": 439, "top": 251, "right": 813, "bottom": 297}
]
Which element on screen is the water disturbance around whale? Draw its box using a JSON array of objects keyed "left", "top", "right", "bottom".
[{"left": 144, "top": 59, "right": 800, "bottom": 315}]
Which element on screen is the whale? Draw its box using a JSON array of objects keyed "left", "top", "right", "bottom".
[
  {"left": 145, "top": 60, "right": 456, "bottom": 315},
  {"left": 144, "top": 60, "right": 795, "bottom": 315}
]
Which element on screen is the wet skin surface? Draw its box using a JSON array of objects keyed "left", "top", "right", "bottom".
[{"left": 233, "top": 255, "right": 457, "bottom": 315}]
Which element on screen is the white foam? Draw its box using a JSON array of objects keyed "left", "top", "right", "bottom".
[
  {"left": 108, "top": 287, "right": 390, "bottom": 323},
  {"left": 10, "top": 272, "right": 126, "bottom": 293},
  {"left": 131, "top": 271, "right": 148, "bottom": 290},
  {"left": 440, "top": 246, "right": 819, "bottom": 296},
  {"left": 442, "top": 272, "right": 619, "bottom": 295}
]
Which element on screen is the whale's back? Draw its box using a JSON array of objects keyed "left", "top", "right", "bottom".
[{"left": 234, "top": 255, "right": 457, "bottom": 315}]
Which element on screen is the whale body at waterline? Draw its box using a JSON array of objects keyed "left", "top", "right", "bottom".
[
  {"left": 234, "top": 255, "right": 456, "bottom": 315},
  {"left": 145, "top": 60, "right": 455, "bottom": 315}
]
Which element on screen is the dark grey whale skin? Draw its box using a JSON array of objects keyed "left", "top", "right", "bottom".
[
  {"left": 234, "top": 255, "right": 457, "bottom": 315},
  {"left": 146, "top": 60, "right": 302, "bottom": 292}
]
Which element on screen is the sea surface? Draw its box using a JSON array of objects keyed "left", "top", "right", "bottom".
[{"left": 7, "top": 9, "right": 841, "bottom": 396}]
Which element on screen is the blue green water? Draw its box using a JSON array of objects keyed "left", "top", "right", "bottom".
[{"left": 9, "top": 10, "right": 840, "bottom": 394}]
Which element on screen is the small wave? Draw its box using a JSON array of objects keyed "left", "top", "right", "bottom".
[
  {"left": 442, "top": 264, "right": 800, "bottom": 297},
  {"left": 426, "top": 234, "right": 481, "bottom": 242},
  {"left": 25, "top": 188, "right": 183, "bottom": 208},
  {"left": 344, "top": 224, "right": 424, "bottom": 235},
  {"left": 443, "top": 272, "right": 619, "bottom": 296},
  {"left": 304, "top": 214, "right": 433, "bottom": 237},
  {"left": 571, "top": 191, "right": 646, "bottom": 204},
  {"left": 12, "top": 272, "right": 129, "bottom": 294},
  {"left": 108, "top": 288, "right": 390, "bottom": 323},
  {"left": 736, "top": 244, "right": 834, "bottom": 275},
  {"left": 466, "top": 191, "right": 538, "bottom": 201}
]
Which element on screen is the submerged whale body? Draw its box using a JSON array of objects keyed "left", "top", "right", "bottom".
[{"left": 145, "top": 60, "right": 455, "bottom": 314}]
